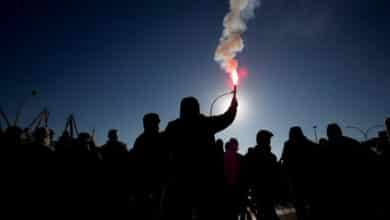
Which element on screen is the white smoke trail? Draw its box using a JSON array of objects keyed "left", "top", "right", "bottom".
[{"left": 214, "top": 0, "right": 261, "bottom": 72}]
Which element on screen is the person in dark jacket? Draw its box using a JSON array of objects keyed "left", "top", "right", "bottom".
[
  {"left": 164, "top": 94, "right": 237, "bottom": 220},
  {"left": 246, "top": 130, "right": 280, "bottom": 220},
  {"left": 385, "top": 118, "right": 390, "bottom": 158},
  {"left": 281, "top": 126, "right": 317, "bottom": 220},
  {"left": 325, "top": 123, "right": 374, "bottom": 220},
  {"left": 132, "top": 113, "right": 167, "bottom": 220},
  {"left": 101, "top": 129, "right": 128, "bottom": 160},
  {"left": 100, "top": 129, "right": 129, "bottom": 218},
  {"left": 223, "top": 138, "right": 245, "bottom": 220}
]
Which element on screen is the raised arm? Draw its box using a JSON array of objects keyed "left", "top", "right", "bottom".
[{"left": 209, "top": 92, "right": 238, "bottom": 133}]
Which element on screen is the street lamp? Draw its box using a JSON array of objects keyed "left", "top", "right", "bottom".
[
  {"left": 345, "top": 124, "right": 384, "bottom": 141},
  {"left": 313, "top": 125, "right": 318, "bottom": 142}
]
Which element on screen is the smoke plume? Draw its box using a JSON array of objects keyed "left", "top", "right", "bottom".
[{"left": 214, "top": 0, "right": 261, "bottom": 72}]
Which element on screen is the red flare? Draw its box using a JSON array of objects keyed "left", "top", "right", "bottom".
[
  {"left": 225, "top": 59, "right": 240, "bottom": 88},
  {"left": 231, "top": 68, "right": 239, "bottom": 86}
]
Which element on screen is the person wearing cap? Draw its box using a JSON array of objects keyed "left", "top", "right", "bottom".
[
  {"left": 245, "top": 129, "right": 280, "bottom": 220},
  {"left": 132, "top": 112, "right": 167, "bottom": 220}
]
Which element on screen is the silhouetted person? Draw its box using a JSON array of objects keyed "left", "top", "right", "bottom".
[
  {"left": 216, "top": 138, "right": 224, "bottom": 158},
  {"left": 101, "top": 129, "right": 128, "bottom": 159},
  {"left": 385, "top": 118, "right": 390, "bottom": 158},
  {"left": 365, "top": 131, "right": 388, "bottom": 156},
  {"left": 69, "top": 132, "right": 102, "bottom": 216},
  {"left": 3, "top": 126, "right": 22, "bottom": 151},
  {"left": 132, "top": 113, "right": 167, "bottom": 220},
  {"left": 0, "top": 128, "right": 3, "bottom": 144},
  {"left": 309, "top": 137, "right": 330, "bottom": 219},
  {"left": 100, "top": 129, "right": 129, "bottom": 217},
  {"left": 380, "top": 119, "right": 390, "bottom": 219},
  {"left": 281, "top": 127, "right": 317, "bottom": 220},
  {"left": 318, "top": 137, "right": 328, "bottom": 147},
  {"left": 246, "top": 130, "right": 280, "bottom": 220},
  {"left": 223, "top": 138, "right": 245, "bottom": 220},
  {"left": 55, "top": 131, "right": 74, "bottom": 154},
  {"left": 164, "top": 94, "right": 237, "bottom": 220},
  {"left": 32, "top": 127, "right": 54, "bottom": 152},
  {"left": 17, "top": 127, "right": 56, "bottom": 217},
  {"left": 324, "top": 123, "right": 376, "bottom": 220}
]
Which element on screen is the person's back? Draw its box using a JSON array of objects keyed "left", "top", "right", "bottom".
[
  {"left": 245, "top": 130, "right": 280, "bottom": 220},
  {"left": 131, "top": 113, "right": 167, "bottom": 220},
  {"left": 382, "top": 118, "right": 390, "bottom": 170},
  {"left": 165, "top": 97, "right": 237, "bottom": 184},
  {"left": 102, "top": 140, "right": 127, "bottom": 154},
  {"left": 101, "top": 129, "right": 127, "bottom": 162},
  {"left": 164, "top": 95, "right": 237, "bottom": 219},
  {"left": 281, "top": 127, "right": 316, "bottom": 174},
  {"left": 223, "top": 138, "right": 245, "bottom": 220},
  {"left": 224, "top": 139, "right": 242, "bottom": 187},
  {"left": 325, "top": 123, "right": 375, "bottom": 219},
  {"left": 248, "top": 145, "right": 278, "bottom": 189},
  {"left": 132, "top": 113, "right": 167, "bottom": 184},
  {"left": 281, "top": 127, "right": 317, "bottom": 220}
]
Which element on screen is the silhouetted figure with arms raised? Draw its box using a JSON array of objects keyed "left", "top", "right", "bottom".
[
  {"left": 164, "top": 94, "right": 237, "bottom": 220},
  {"left": 281, "top": 126, "right": 317, "bottom": 220},
  {"left": 246, "top": 130, "right": 280, "bottom": 220}
]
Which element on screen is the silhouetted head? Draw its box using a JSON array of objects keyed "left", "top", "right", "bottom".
[
  {"left": 289, "top": 126, "right": 305, "bottom": 141},
  {"left": 257, "top": 129, "right": 273, "bottom": 146},
  {"left": 224, "top": 141, "right": 231, "bottom": 152},
  {"left": 78, "top": 132, "right": 91, "bottom": 148},
  {"left": 62, "top": 130, "right": 70, "bottom": 137},
  {"left": 143, "top": 113, "right": 160, "bottom": 133},
  {"left": 180, "top": 97, "right": 200, "bottom": 120},
  {"left": 378, "top": 130, "right": 388, "bottom": 140},
  {"left": 57, "top": 130, "right": 73, "bottom": 148},
  {"left": 216, "top": 139, "right": 224, "bottom": 151},
  {"left": 108, "top": 129, "right": 118, "bottom": 141},
  {"left": 319, "top": 138, "right": 328, "bottom": 146},
  {"left": 327, "top": 123, "right": 343, "bottom": 140},
  {"left": 5, "top": 126, "right": 22, "bottom": 145},
  {"left": 227, "top": 138, "right": 239, "bottom": 152}
]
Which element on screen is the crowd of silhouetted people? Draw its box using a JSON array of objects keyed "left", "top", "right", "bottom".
[{"left": 1, "top": 94, "right": 389, "bottom": 220}]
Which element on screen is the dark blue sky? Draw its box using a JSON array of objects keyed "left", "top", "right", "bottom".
[{"left": 1, "top": 0, "right": 389, "bottom": 156}]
